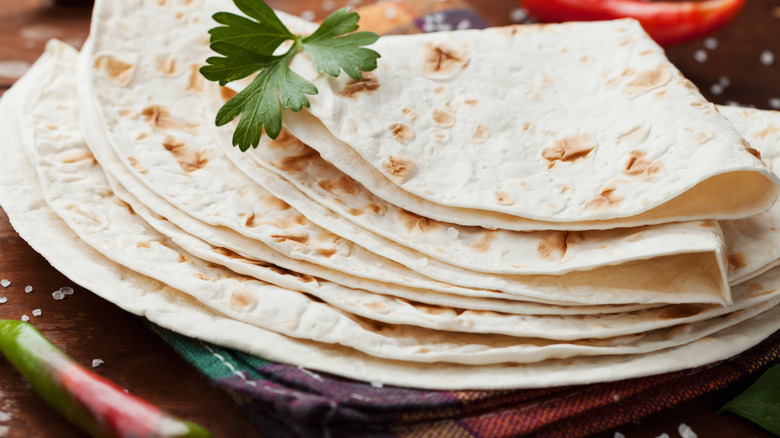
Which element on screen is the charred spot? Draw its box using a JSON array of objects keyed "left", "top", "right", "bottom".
[{"left": 340, "top": 72, "right": 380, "bottom": 98}]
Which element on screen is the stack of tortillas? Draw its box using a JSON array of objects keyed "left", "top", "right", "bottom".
[{"left": 3, "top": 0, "right": 780, "bottom": 390}]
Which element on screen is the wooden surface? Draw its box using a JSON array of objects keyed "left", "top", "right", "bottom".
[{"left": 0, "top": 1, "right": 778, "bottom": 437}]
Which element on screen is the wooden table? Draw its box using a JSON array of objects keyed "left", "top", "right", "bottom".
[{"left": 0, "top": 1, "right": 778, "bottom": 437}]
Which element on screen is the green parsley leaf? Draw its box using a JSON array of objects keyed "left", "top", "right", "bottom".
[
  {"left": 200, "top": 1, "right": 380, "bottom": 151},
  {"left": 718, "top": 363, "right": 780, "bottom": 435}
]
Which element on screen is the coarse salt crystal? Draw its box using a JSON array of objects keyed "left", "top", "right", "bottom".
[
  {"left": 710, "top": 84, "right": 724, "bottom": 95},
  {"left": 678, "top": 423, "right": 697, "bottom": 438},
  {"left": 0, "top": 297, "right": 6, "bottom": 304},
  {"left": 703, "top": 37, "right": 718, "bottom": 50},
  {"left": 457, "top": 19, "right": 471, "bottom": 30},
  {"left": 370, "top": 380, "right": 384, "bottom": 388},
  {"left": 656, "top": 434, "right": 670, "bottom": 438},
  {"left": 760, "top": 50, "right": 775, "bottom": 66},
  {"left": 509, "top": 7, "right": 528, "bottom": 23},
  {"left": 301, "top": 10, "right": 315, "bottom": 21},
  {"left": 32, "top": 309, "right": 41, "bottom": 317},
  {"left": 416, "top": 258, "right": 429, "bottom": 268},
  {"left": 0, "top": 280, "right": 10, "bottom": 288},
  {"left": 60, "top": 286, "right": 74, "bottom": 295},
  {"left": 52, "top": 290, "right": 65, "bottom": 300},
  {"left": 770, "top": 98, "right": 780, "bottom": 110},
  {"left": 694, "top": 49, "right": 708, "bottom": 63},
  {"left": 92, "top": 359, "right": 104, "bottom": 368},
  {"left": 384, "top": 7, "right": 397, "bottom": 20},
  {"left": 447, "top": 227, "right": 459, "bottom": 238},
  {"left": 21, "top": 315, "right": 29, "bottom": 322},
  {"left": 726, "top": 100, "right": 741, "bottom": 107},
  {"left": 322, "top": 0, "right": 336, "bottom": 11},
  {"left": 718, "top": 76, "right": 731, "bottom": 87},
  {"left": 614, "top": 433, "right": 626, "bottom": 438},
  {"left": 24, "top": 285, "right": 33, "bottom": 293}
]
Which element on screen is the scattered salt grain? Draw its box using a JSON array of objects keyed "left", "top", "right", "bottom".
[
  {"left": 703, "top": 37, "right": 718, "bottom": 50},
  {"left": 92, "top": 359, "right": 104, "bottom": 368},
  {"left": 613, "top": 433, "right": 626, "bottom": 438},
  {"left": 760, "top": 50, "right": 775, "bottom": 66},
  {"left": 20, "top": 315, "right": 29, "bottom": 322},
  {"left": 770, "top": 98, "right": 780, "bottom": 110},
  {"left": 726, "top": 100, "right": 741, "bottom": 107},
  {"left": 446, "top": 227, "right": 459, "bottom": 238},
  {"left": 52, "top": 290, "right": 65, "bottom": 300},
  {"left": 32, "top": 309, "right": 41, "bottom": 317},
  {"left": 694, "top": 49, "right": 708, "bottom": 63},
  {"left": 0, "top": 298, "right": 6, "bottom": 304},
  {"left": 384, "top": 7, "right": 396, "bottom": 20},
  {"left": 416, "top": 258, "right": 429, "bottom": 268},
  {"left": 60, "top": 286, "right": 74, "bottom": 295},
  {"left": 718, "top": 76, "right": 731, "bottom": 87},
  {"left": 24, "top": 285, "right": 33, "bottom": 293},
  {"left": 370, "top": 380, "right": 384, "bottom": 388},
  {"left": 678, "top": 423, "right": 697, "bottom": 438},
  {"left": 655, "top": 434, "right": 670, "bottom": 438},
  {"left": 301, "top": 10, "right": 315, "bottom": 21},
  {"left": 321, "top": 0, "right": 336, "bottom": 11},
  {"left": 509, "top": 7, "right": 528, "bottom": 23},
  {"left": 710, "top": 83, "right": 724, "bottom": 95},
  {"left": 0, "top": 280, "right": 9, "bottom": 288}
]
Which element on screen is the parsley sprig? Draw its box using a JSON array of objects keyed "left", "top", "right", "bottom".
[{"left": 200, "top": 0, "right": 380, "bottom": 151}]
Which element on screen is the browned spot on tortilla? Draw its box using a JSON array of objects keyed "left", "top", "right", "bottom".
[
  {"left": 361, "top": 204, "right": 386, "bottom": 216},
  {"left": 317, "top": 248, "right": 337, "bottom": 258},
  {"left": 434, "top": 130, "right": 449, "bottom": 143},
  {"left": 274, "top": 149, "right": 318, "bottom": 172},
  {"left": 390, "top": 123, "right": 414, "bottom": 144},
  {"left": 748, "top": 283, "right": 765, "bottom": 294},
  {"left": 220, "top": 86, "right": 237, "bottom": 102},
  {"left": 494, "top": 190, "right": 515, "bottom": 206},
  {"left": 118, "top": 109, "right": 136, "bottom": 118},
  {"left": 230, "top": 289, "right": 255, "bottom": 309},
  {"left": 244, "top": 213, "right": 258, "bottom": 228},
  {"left": 174, "top": 11, "right": 186, "bottom": 21},
  {"left": 618, "top": 37, "right": 633, "bottom": 46},
  {"left": 266, "top": 128, "right": 300, "bottom": 149},
  {"left": 364, "top": 301, "right": 390, "bottom": 314},
  {"left": 695, "top": 132, "right": 713, "bottom": 144},
  {"left": 657, "top": 304, "right": 706, "bottom": 320},
  {"left": 435, "top": 86, "right": 447, "bottom": 95},
  {"left": 113, "top": 199, "right": 136, "bottom": 216},
  {"left": 178, "top": 254, "right": 189, "bottom": 263},
  {"left": 127, "top": 156, "right": 148, "bottom": 174},
  {"left": 270, "top": 231, "right": 309, "bottom": 244},
  {"left": 542, "top": 133, "right": 597, "bottom": 168},
  {"left": 471, "top": 231, "right": 496, "bottom": 253},
  {"left": 738, "top": 109, "right": 756, "bottom": 119},
  {"left": 396, "top": 210, "right": 440, "bottom": 233},
  {"left": 728, "top": 252, "right": 748, "bottom": 271},
  {"left": 580, "top": 55, "right": 593, "bottom": 64},
  {"left": 654, "top": 90, "right": 668, "bottom": 99},
  {"left": 423, "top": 44, "right": 469, "bottom": 75},
  {"left": 432, "top": 108, "right": 455, "bottom": 127},
  {"left": 187, "top": 64, "right": 204, "bottom": 93},
  {"left": 617, "top": 126, "right": 649, "bottom": 145},
  {"left": 464, "top": 99, "right": 480, "bottom": 107},
  {"left": 61, "top": 149, "right": 97, "bottom": 165},
  {"left": 347, "top": 208, "right": 363, "bottom": 216},
  {"left": 155, "top": 56, "right": 177, "bottom": 74},
  {"left": 472, "top": 123, "right": 489, "bottom": 143},
  {"left": 141, "top": 105, "right": 198, "bottom": 132},
  {"left": 639, "top": 50, "right": 655, "bottom": 56},
  {"left": 740, "top": 139, "right": 762, "bottom": 160},
  {"left": 318, "top": 176, "right": 358, "bottom": 196},
  {"left": 699, "top": 221, "right": 717, "bottom": 228},
  {"left": 136, "top": 132, "right": 148, "bottom": 141},
  {"left": 136, "top": 241, "right": 151, "bottom": 249},
  {"left": 624, "top": 150, "right": 663, "bottom": 180},
  {"left": 537, "top": 232, "right": 569, "bottom": 261},
  {"left": 94, "top": 55, "right": 134, "bottom": 86},
  {"left": 625, "top": 65, "right": 671, "bottom": 94},
  {"left": 383, "top": 155, "right": 416, "bottom": 183},
  {"left": 690, "top": 101, "right": 707, "bottom": 109},
  {"left": 415, "top": 303, "right": 450, "bottom": 315},
  {"left": 180, "top": 0, "right": 195, "bottom": 5},
  {"left": 162, "top": 136, "right": 208, "bottom": 171},
  {"left": 262, "top": 197, "right": 291, "bottom": 211},
  {"left": 585, "top": 186, "right": 622, "bottom": 210},
  {"left": 401, "top": 108, "right": 417, "bottom": 121},
  {"left": 679, "top": 79, "right": 699, "bottom": 92},
  {"left": 340, "top": 72, "right": 379, "bottom": 98},
  {"left": 756, "top": 124, "right": 779, "bottom": 140}
]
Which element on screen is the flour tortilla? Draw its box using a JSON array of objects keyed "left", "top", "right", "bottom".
[
  {"left": 78, "top": 0, "right": 732, "bottom": 305},
  {"left": 283, "top": 20, "right": 779, "bottom": 231},
  {"left": 4, "top": 50, "right": 780, "bottom": 389}
]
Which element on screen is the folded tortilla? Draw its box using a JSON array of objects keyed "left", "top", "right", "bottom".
[{"left": 283, "top": 20, "right": 779, "bottom": 230}]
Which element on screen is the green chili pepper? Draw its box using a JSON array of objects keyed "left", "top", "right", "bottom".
[{"left": 0, "top": 320, "right": 212, "bottom": 438}]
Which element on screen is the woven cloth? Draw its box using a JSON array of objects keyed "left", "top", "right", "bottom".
[{"left": 149, "top": 1, "right": 780, "bottom": 437}]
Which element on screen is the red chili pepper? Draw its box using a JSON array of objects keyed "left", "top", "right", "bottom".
[
  {"left": 521, "top": 0, "right": 745, "bottom": 46},
  {"left": 0, "top": 320, "right": 212, "bottom": 438}
]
